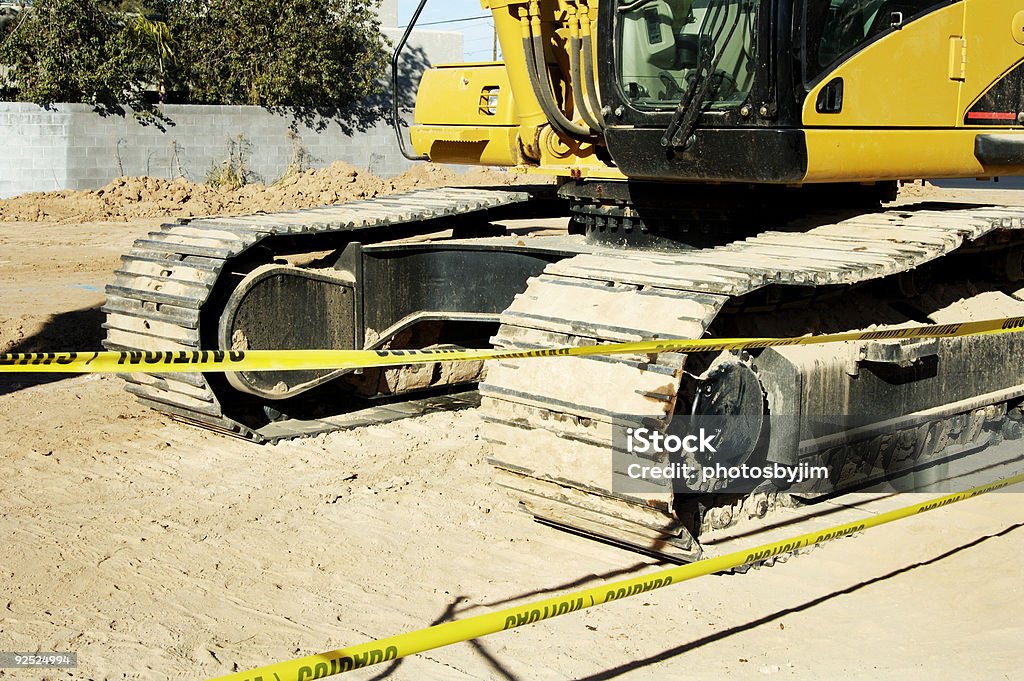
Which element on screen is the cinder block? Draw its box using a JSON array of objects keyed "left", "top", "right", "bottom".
[
  {"left": 0, "top": 73, "right": 450, "bottom": 192},
  {"left": 30, "top": 154, "right": 62, "bottom": 170}
]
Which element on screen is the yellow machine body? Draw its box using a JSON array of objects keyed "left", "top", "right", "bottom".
[{"left": 411, "top": 0, "right": 1024, "bottom": 184}]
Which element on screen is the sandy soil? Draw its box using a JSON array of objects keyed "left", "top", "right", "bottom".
[
  {"left": 0, "top": 178, "right": 1022, "bottom": 680},
  {"left": 0, "top": 163, "right": 520, "bottom": 224}
]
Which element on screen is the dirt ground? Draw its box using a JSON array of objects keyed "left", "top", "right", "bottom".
[
  {"left": 0, "top": 162, "right": 521, "bottom": 224},
  {"left": 0, "top": 175, "right": 1023, "bottom": 680}
]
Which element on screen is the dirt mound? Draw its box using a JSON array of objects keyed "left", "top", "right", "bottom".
[
  {"left": 388, "top": 162, "right": 521, "bottom": 193},
  {"left": 896, "top": 180, "right": 942, "bottom": 199},
  {"left": 0, "top": 162, "right": 521, "bottom": 224}
]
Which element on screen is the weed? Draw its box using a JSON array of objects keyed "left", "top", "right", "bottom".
[
  {"left": 205, "top": 134, "right": 255, "bottom": 189},
  {"left": 275, "top": 130, "right": 319, "bottom": 184}
]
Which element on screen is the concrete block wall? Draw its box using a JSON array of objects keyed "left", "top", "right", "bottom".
[
  {"left": 1, "top": 103, "right": 73, "bottom": 195},
  {"left": 0, "top": 19, "right": 463, "bottom": 199}
]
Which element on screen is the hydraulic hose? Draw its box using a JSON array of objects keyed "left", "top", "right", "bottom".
[
  {"left": 568, "top": 10, "right": 604, "bottom": 133},
  {"left": 578, "top": 6, "right": 606, "bottom": 130},
  {"left": 519, "top": 5, "right": 594, "bottom": 140}
]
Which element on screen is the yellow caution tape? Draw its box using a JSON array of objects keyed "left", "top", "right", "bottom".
[
  {"left": 208, "top": 471, "right": 1024, "bottom": 681},
  {"left": 4, "top": 315, "right": 1024, "bottom": 374}
]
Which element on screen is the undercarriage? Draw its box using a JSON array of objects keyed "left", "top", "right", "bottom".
[{"left": 104, "top": 184, "right": 1024, "bottom": 561}]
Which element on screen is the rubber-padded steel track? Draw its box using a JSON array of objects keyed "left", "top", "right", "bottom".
[
  {"left": 102, "top": 187, "right": 541, "bottom": 442},
  {"left": 480, "top": 205, "right": 1024, "bottom": 561}
]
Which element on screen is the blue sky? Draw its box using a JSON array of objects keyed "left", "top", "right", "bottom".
[{"left": 397, "top": 0, "right": 501, "bottom": 62}]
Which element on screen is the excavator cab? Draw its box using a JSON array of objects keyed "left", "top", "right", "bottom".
[{"left": 408, "top": 0, "right": 1024, "bottom": 186}]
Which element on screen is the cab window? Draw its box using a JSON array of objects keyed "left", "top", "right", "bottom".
[{"left": 802, "top": 0, "right": 948, "bottom": 85}]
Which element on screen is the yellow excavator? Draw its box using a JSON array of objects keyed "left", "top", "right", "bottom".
[{"left": 105, "top": 0, "right": 1024, "bottom": 561}]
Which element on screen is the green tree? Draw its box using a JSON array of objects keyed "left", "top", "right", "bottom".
[
  {"left": 0, "top": 5, "right": 22, "bottom": 44},
  {"left": 0, "top": 0, "right": 389, "bottom": 130},
  {"left": 0, "top": 0, "right": 165, "bottom": 116},
  {"left": 167, "top": 0, "right": 389, "bottom": 129}
]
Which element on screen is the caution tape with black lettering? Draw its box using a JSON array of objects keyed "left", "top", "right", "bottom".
[
  {"left": 207, "top": 471, "right": 1024, "bottom": 681},
  {"left": 4, "top": 315, "right": 1024, "bottom": 374}
]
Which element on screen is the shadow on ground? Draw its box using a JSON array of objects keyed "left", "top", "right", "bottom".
[
  {"left": 366, "top": 561, "right": 658, "bottom": 679},
  {"left": 576, "top": 522, "right": 1024, "bottom": 680},
  {"left": 0, "top": 305, "right": 105, "bottom": 396},
  {"left": 357, "top": 523, "right": 1023, "bottom": 678}
]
